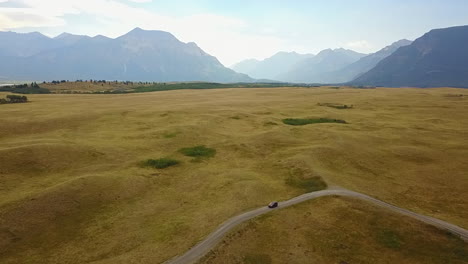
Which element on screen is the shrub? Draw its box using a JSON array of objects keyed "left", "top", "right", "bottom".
[
  {"left": 179, "top": 145, "right": 216, "bottom": 158},
  {"left": 318, "top": 103, "right": 353, "bottom": 109},
  {"left": 282, "top": 118, "right": 346, "bottom": 126},
  {"left": 0, "top": 95, "right": 28, "bottom": 104},
  {"left": 6, "top": 95, "right": 28, "bottom": 103},
  {"left": 143, "top": 158, "right": 180, "bottom": 169}
]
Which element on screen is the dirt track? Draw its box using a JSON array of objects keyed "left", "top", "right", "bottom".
[{"left": 166, "top": 188, "right": 468, "bottom": 264}]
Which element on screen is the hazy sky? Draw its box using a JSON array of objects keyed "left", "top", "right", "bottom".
[{"left": 1, "top": 0, "right": 468, "bottom": 66}]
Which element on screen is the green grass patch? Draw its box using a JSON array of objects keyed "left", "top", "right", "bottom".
[
  {"left": 162, "top": 132, "right": 180, "bottom": 138},
  {"left": 283, "top": 118, "right": 347, "bottom": 126},
  {"left": 377, "top": 229, "right": 403, "bottom": 249},
  {"left": 142, "top": 158, "right": 180, "bottom": 169},
  {"left": 243, "top": 253, "right": 272, "bottom": 264},
  {"left": 286, "top": 176, "right": 327, "bottom": 192},
  {"left": 179, "top": 145, "right": 216, "bottom": 158}
]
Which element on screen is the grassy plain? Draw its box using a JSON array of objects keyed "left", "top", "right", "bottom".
[{"left": 0, "top": 87, "right": 467, "bottom": 263}]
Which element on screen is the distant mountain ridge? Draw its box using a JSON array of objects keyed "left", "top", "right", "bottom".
[
  {"left": 0, "top": 28, "right": 253, "bottom": 82},
  {"left": 2, "top": 25, "right": 467, "bottom": 87},
  {"left": 352, "top": 25, "right": 468, "bottom": 87},
  {"left": 231, "top": 51, "right": 314, "bottom": 80},
  {"left": 324, "top": 39, "right": 412, "bottom": 83},
  {"left": 279, "top": 48, "right": 367, "bottom": 83}
]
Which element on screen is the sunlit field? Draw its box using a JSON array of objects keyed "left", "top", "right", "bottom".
[{"left": 0, "top": 87, "right": 467, "bottom": 263}]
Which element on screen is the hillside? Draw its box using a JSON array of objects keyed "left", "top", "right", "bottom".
[
  {"left": 325, "top": 39, "right": 412, "bottom": 83},
  {"left": 352, "top": 25, "right": 468, "bottom": 87},
  {"left": 0, "top": 28, "right": 253, "bottom": 83}
]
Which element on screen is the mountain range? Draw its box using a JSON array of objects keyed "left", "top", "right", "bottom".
[
  {"left": 1, "top": 25, "right": 468, "bottom": 87},
  {"left": 324, "top": 39, "right": 412, "bottom": 83},
  {"left": 231, "top": 51, "right": 314, "bottom": 80},
  {"left": 232, "top": 40, "right": 412, "bottom": 84},
  {"left": 352, "top": 25, "right": 468, "bottom": 88},
  {"left": 278, "top": 48, "right": 367, "bottom": 83},
  {"left": 0, "top": 28, "right": 252, "bottom": 82}
]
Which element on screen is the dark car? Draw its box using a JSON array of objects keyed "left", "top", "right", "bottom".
[{"left": 268, "top": 201, "right": 278, "bottom": 208}]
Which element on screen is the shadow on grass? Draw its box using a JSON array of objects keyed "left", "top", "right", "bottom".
[{"left": 286, "top": 176, "right": 327, "bottom": 192}]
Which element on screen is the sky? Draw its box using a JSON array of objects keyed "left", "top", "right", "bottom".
[{"left": 1, "top": 0, "right": 468, "bottom": 66}]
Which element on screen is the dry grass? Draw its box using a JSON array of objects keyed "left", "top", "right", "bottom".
[
  {"left": 0, "top": 87, "right": 467, "bottom": 263},
  {"left": 201, "top": 196, "right": 468, "bottom": 264}
]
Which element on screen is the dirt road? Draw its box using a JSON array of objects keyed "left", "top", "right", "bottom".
[{"left": 166, "top": 188, "right": 468, "bottom": 264}]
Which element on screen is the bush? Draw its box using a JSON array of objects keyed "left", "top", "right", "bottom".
[
  {"left": 143, "top": 158, "right": 180, "bottom": 169},
  {"left": 7, "top": 95, "right": 28, "bottom": 103},
  {"left": 318, "top": 103, "right": 353, "bottom": 109},
  {"left": 0, "top": 95, "right": 28, "bottom": 104},
  {"left": 179, "top": 145, "right": 216, "bottom": 158},
  {"left": 282, "top": 118, "right": 347, "bottom": 126}
]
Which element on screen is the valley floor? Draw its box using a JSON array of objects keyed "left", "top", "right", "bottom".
[{"left": 0, "top": 87, "right": 467, "bottom": 263}]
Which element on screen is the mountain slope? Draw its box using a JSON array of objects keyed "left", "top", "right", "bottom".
[
  {"left": 280, "top": 48, "right": 366, "bottom": 83},
  {"left": 352, "top": 25, "right": 468, "bottom": 87},
  {"left": 0, "top": 28, "right": 252, "bottom": 82},
  {"left": 0, "top": 31, "right": 61, "bottom": 57},
  {"left": 231, "top": 52, "right": 314, "bottom": 80},
  {"left": 326, "top": 39, "right": 412, "bottom": 83}
]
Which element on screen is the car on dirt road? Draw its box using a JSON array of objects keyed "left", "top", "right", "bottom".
[{"left": 268, "top": 201, "right": 278, "bottom": 208}]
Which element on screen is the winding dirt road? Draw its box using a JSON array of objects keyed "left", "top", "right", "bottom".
[{"left": 166, "top": 188, "right": 468, "bottom": 264}]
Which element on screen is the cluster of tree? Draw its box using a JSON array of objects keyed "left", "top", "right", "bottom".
[
  {"left": 0, "top": 95, "right": 28, "bottom": 104},
  {"left": 0, "top": 83, "right": 50, "bottom": 94},
  {"left": 3, "top": 82, "right": 39, "bottom": 88},
  {"left": 50, "top": 80, "right": 68, "bottom": 84},
  {"left": 44, "top": 80, "right": 170, "bottom": 86}
]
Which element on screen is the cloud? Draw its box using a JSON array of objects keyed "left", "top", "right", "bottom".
[
  {"left": 127, "top": 0, "right": 152, "bottom": 3},
  {"left": 345, "top": 40, "right": 373, "bottom": 52}
]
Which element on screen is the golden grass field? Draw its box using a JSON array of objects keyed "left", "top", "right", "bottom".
[{"left": 0, "top": 87, "right": 467, "bottom": 263}]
